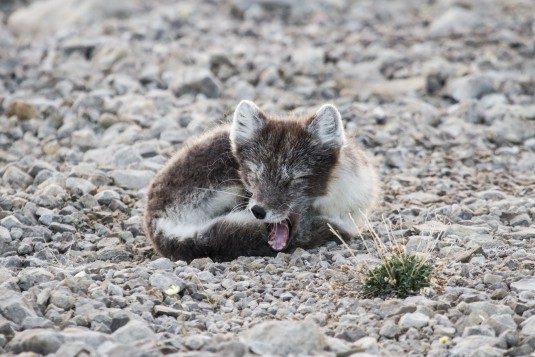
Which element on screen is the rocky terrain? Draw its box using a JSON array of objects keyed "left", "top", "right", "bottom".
[{"left": 1, "top": 0, "right": 535, "bottom": 356}]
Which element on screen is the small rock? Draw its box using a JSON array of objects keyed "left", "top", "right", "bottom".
[
  {"left": 510, "top": 213, "right": 531, "bottom": 227},
  {"left": 147, "top": 258, "right": 174, "bottom": 271},
  {"left": 240, "top": 320, "right": 326, "bottom": 356},
  {"left": 485, "top": 314, "right": 517, "bottom": 336},
  {"left": 455, "top": 246, "right": 484, "bottom": 263},
  {"left": 79, "top": 194, "right": 99, "bottom": 208},
  {"left": 55, "top": 342, "right": 98, "bottom": 357},
  {"left": 112, "top": 147, "right": 143, "bottom": 168},
  {"left": 171, "top": 68, "right": 222, "bottom": 99},
  {"left": 505, "top": 228, "right": 535, "bottom": 240},
  {"left": 463, "top": 326, "right": 496, "bottom": 338},
  {"left": 429, "top": 7, "right": 480, "bottom": 36},
  {"left": 21, "top": 316, "right": 55, "bottom": 329},
  {"left": 71, "top": 129, "right": 98, "bottom": 148},
  {"left": 6, "top": 100, "right": 39, "bottom": 120},
  {"left": 446, "top": 75, "right": 495, "bottom": 102},
  {"left": 134, "top": 140, "right": 161, "bottom": 158},
  {"left": 97, "top": 342, "right": 147, "bottom": 357},
  {"left": 280, "top": 292, "right": 293, "bottom": 302},
  {"left": 399, "top": 312, "right": 430, "bottom": 329},
  {"left": 3, "top": 166, "right": 33, "bottom": 189},
  {"left": 111, "top": 170, "right": 154, "bottom": 190},
  {"left": 475, "top": 190, "right": 507, "bottom": 200},
  {"left": 490, "top": 289, "right": 509, "bottom": 300},
  {"left": 483, "top": 274, "right": 503, "bottom": 285},
  {"left": 401, "top": 192, "right": 440, "bottom": 204},
  {"left": 95, "top": 190, "right": 121, "bottom": 205},
  {"left": 353, "top": 336, "right": 379, "bottom": 355},
  {"left": 149, "top": 272, "right": 185, "bottom": 292},
  {"left": 65, "top": 177, "right": 96, "bottom": 195},
  {"left": 511, "top": 279, "right": 535, "bottom": 293},
  {"left": 385, "top": 148, "right": 407, "bottom": 169},
  {"left": 521, "top": 315, "right": 535, "bottom": 336},
  {"left": 49, "top": 222, "right": 77, "bottom": 234},
  {"left": 7, "top": 0, "right": 140, "bottom": 38},
  {"left": 184, "top": 335, "right": 212, "bottom": 350},
  {"left": 525, "top": 137, "right": 535, "bottom": 151},
  {"left": 486, "top": 105, "right": 535, "bottom": 144},
  {"left": 92, "top": 248, "right": 130, "bottom": 262},
  {"left": 38, "top": 214, "right": 62, "bottom": 226},
  {"left": 0, "top": 227, "right": 11, "bottom": 243},
  {"left": 0, "top": 290, "right": 37, "bottom": 324},
  {"left": 448, "top": 224, "right": 490, "bottom": 236},
  {"left": 413, "top": 220, "right": 449, "bottom": 235},
  {"left": 379, "top": 319, "right": 400, "bottom": 338},
  {"left": 160, "top": 129, "right": 190, "bottom": 144},
  {"left": 217, "top": 341, "right": 248, "bottom": 357},
  {"left": 112, "top": 320, "right": 155, "bottom": 344},
  {"left": 190, "top": 258, "right": 214, "bottom": 270},
  {"left": 434, "top": 326, "right": 456, "bottom": 337},
  {"left": 450, "top": 336, "right": 504, "bottom": 355},
  {"left": 49, "top": 290, "right": 75, "bottom": 310},
  {"left": 153, "top": 305, "right": 181, "bottom": 318},
  {"left": 7, "top": 329, "right": 64, "bottom": 355},
  {"left": 291, "top": 46, "right": 325, "bottom": 75},
  {"left": 467, "top": 302, "right": 513, "bottom": 316},
  {"left": 406, "top": 236, "right": 435, "bottom": 254}
]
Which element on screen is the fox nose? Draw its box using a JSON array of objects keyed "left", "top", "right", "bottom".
[{"left": 251, "top": 205, "right": 266, "bottom": 219}]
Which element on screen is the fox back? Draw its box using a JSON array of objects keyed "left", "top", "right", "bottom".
[{"left": 144, "top": 101, "right": 379, "bottom": 262}]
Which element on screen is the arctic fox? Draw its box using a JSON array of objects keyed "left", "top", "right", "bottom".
[{"left": 144, "top": 101, "right": 379, "bottom": 262}]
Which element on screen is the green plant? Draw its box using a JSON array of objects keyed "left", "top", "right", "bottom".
[
  {"left": 329, "top": 212, "right": 439, "bottom": 299},
  {"left": 362, "top": 252, "right": 434, "bottom": 298}
]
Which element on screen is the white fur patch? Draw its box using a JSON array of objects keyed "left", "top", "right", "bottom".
[
  {"left": 313, "top": 158, "right": 377, "bottom": 234},
  {"left": 155, "top": 210, "right": 257, "bottom": 242},
  {"left": 308, "top": 104, "right": 345, "bottom": 147},
  {"left": 230, "top": 100, "right": 264, "bottom": 147},
  {"left": 156, "top": 186, "right": 245, "bottom": 241}
]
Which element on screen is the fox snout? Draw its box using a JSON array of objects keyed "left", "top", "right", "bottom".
[
  {"left": 249, "top": 203, "right": 293, "bottom": 252},
  {"left": 248, "top": 200, "right": 289, "bottom": 223},
  {"left": 251, "top": 205, "right": 266, "bottom": 219}
]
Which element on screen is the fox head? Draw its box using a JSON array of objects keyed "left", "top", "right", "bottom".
[{"left": 230, "top": 100, "right": 345, "bottom": 250}]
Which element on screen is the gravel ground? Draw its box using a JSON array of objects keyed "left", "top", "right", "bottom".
[{"left": 1, "top": 0, "right": 535, "bottom": 356}]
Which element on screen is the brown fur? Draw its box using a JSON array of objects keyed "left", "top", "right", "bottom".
[{"left": 144, "top": 103, "right": 378, "bottom": 262}]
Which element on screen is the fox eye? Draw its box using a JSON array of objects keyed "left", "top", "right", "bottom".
[
  {"left": 246, "top": 173, "right": 258, "bottom": 185},
  {"left": 292, "top": 175, "right": 311, "bottom": 181}
]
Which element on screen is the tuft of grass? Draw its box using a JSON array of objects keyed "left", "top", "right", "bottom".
[
  {"left": 329, "top": 212, "right": 441, "bottom": 299},
  {"left": 361, "top": 252, "right": 434, "bottom": 298}
]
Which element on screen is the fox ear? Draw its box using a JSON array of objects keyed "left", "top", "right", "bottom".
[
  {"left": 230, "top": 100, "right": 265, "bottom": 147},
  {"left": 308, "top": 104, "right": 345, "bottom": 148}
]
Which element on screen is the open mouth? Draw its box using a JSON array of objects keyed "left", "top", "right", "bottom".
[{"left": 267, "top": 219, "right": 291, "bottom": 251}]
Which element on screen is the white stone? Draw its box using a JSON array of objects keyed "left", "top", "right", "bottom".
[
  {"left": 511, "top": 279, "right": 535, "bottom": 293},
  {"left": 398, "top": 312, "right": 430, "bottom": 329}
]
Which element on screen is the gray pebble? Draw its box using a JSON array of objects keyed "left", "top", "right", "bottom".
[
  {"left": 240, "top": 320, "right": 325, "bottom": 356},
  {"left": 2, "top": 166, "right": 33, "bottom": 189},
  {"left": 171, "top": 68, "right": 222, "bottom": 99},
  {"left": 399, "top": 312, "right": 430, "bottom": 329},
  {"left": 110, "top": 170, "right": 154, "bottom": 190}
]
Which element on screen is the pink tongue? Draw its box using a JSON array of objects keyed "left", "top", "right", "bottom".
[{"left": 269, "top": 221, "right": 289, "bottom": 251}]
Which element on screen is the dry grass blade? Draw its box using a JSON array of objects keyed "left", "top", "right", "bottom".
[{"left": 331, "top": 211, "right": 436, "bottom": 299}]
